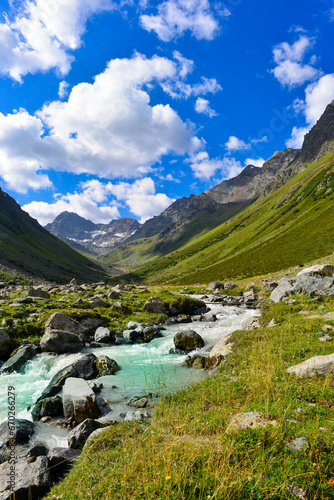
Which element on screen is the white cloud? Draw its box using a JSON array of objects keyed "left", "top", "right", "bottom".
[
  {"left": 106, "top": 177, "right": 175, "bottom": 222},
  {"left": 0, "top": 0, "right": 118, "bottom": 81},
  {"left": 286, "top": 74, "right": 334, "bottom": 148},
  {"left": 140, "top": 0, "right": 225, "bottom": 42},
  {"left": 272, "top": 35, "right": 320, "bottom": 88},
  {"left": 0, "top": 53, "right": 208, "bottom": 192},
  {"left": 225, "top": 136, "right": 251, "bottom": 151},
  {"left": 245, "top": 157, "right": 265, "bottom": 168},
  {"left": 195, "top": 97, "right": 217, "bottom": 117},
  {"left": 188, "top": 151, "right": 224, "bottom": 180},
  {"left": 58, "top": 81, "right": 70, "bottom": 99},
  {"left": 23, "top": 181, "right": 120, "bottom": 226}
]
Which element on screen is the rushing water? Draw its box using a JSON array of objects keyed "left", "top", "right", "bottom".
[{"left": 0, "top": 302, "right": 259, "bottom": 447}]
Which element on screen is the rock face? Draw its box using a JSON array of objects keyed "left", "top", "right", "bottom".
[
  {"left": 0, "top": 456, "right": 51, "bottom": 500},
  {"left": 173, "top": 330, "right": 205, "bottom": 352},
  {"left": 45, "top": 312, "right": 85, "bottom": 335},
  {"left": 0, "top": 329, "right": 11, "bottom": 358},
  {"left": 0, "top": 345, "right": 38, "bottom": 374},
  {"left": 40, "top": 329, "right": 83, "bottom": 354},
  {"left": 286, "top": 353, "right": 334, "bottom": 377},
  {"left": 63, "top": 378, "right": 100, "bottom": 423}
]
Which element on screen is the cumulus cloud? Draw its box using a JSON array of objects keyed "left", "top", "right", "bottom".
[
  {"left": 58, "top": 81, "right": 70, "bottom": 99},
  {"left": 195, "top": 97, "right": 217, "bottom": 117},
  {"left": 245, "top": 157, "right": 265, "bottom": 168},
  {"left": 272, "top": 35, "right": 320, "bottom": 88},
  {"left": 0, "top": 0, "right": 119, "bottom": 81},
  {"left": 188, "top": 151, "right": 224, "bottom": 179},
  {"left": 0, "top": 53, "right": 211, "bottom": 192},
  {"left": 286, "top": 73, "right": 334, "bottom": 148},
  {"left": 140, "top": 0, "right": 227, "bottom": 42},
  {"left": 225, "top": 136, "right": 251, "bottom": 151},
  {"left": 106, "top": 177, "right": 175, "bottom": 222},
  {"left": 23, "top": 180, "right": 120, "bottom": 226}
]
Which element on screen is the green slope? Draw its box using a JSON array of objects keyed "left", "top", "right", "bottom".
[
  {"left": 127, "top": 151, "right": 334, "bottom": 284},
  {"left": 0, "top": 189, "right": 108, "bottom": 283}
]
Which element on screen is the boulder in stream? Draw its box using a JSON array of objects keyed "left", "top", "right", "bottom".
[
  {"left": 0, "top": 345, "right": 38, "bottom": 374},
  {"left": 63, "top": 378, "right": 101, "bottom": 423},
  {"left": 0, "top": 456, "right": 51, "bottom": 500},
  {"left": 173, "top": 330, "right": 205, "bottom": 353},
  {"left": 40, "top": 329, "right": 83, "bottom": 354}
]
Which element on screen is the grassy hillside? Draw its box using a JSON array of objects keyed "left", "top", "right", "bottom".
[
  {"left": 0, "top": 190, "right": 109, "bottom": 283},
  {"left": 125, "top": 150, "right": 334, "bottom": 284}
]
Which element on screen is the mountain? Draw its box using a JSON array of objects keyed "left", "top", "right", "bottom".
[
  {"left": 102, "top": 99, "right": 334, "bottom": 281},
  {"left": 45, "top": 212, "right": 140, "bottom": 256},
  {"left": 0, "top": 190, "right": 109, "bottom": 283}
]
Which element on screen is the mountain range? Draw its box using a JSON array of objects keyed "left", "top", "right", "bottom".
[{"left": 1, "top": 99, "right": 334, "bottom": 284}]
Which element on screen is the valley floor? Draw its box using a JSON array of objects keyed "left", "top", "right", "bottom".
[{"left": 45, "top": 267, "right": 334, "bottom": 499}]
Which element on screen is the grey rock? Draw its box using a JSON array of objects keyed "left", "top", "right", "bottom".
[
  {"left": 28, "top": 443, "right": 48, "bottom": 458},
  {"left": 123, "top": 410, "right": 151, "bottom": 422},
  {"left": 319, "top": 334, "right": 333, "bottom": 342},
  {"left": 79, "top": 317, "right": 103, "bottom": 333},
  {"left": 173, "top": 330, "right": 205, "bottom": 352},
  {"left": 224, "top": 281, "right": 238, "bottom": 289},
  {"left": 94, "top": 327, "right": 114, "bottom": 343},
  {"left": 40, "top": 329, "right": 83, "bottom": 354},
  {"left": 144, "top": 297, "right": 168, "bottom": 314},
  {"left": 270, "top": 277, "right": 296, "bottom": 302},
  {"left": 0, "top": 345, "right": 38, "bottom": 374},
  {"left": 89, "top": 296, "right": 108, "bottom": 308},
  {"left": 95, "top": 356, "right": 120, "bottom": 376},
  {"left": 34, "top": 353, "right": 98, "bottom": 403},
  {"left": 287, "top": 353, "right": 334, "bottom": 377},
  {"left": 68, "top": 419, "right": 102, "bottom": 449},
  {"left": 47, "top": 447, "right": 80, "bottom": 479},
  {"left": 208, "top": 282, "right": 224, "bottom": 290},
  {"left": 297, "top": 264, "right": 334, "bottom": 277},
  {"left": 0, "top": 328, "right": 11, "bottom": 358},
  {"left": 0, "top": 455, "right": 50, "bottom": 500},
  {"left": 202, "top": 312, "right": 217, "bottom": 322},
  {"left": 128, "top": 397, "right": 148, "bottom": 408},
  {"left": 262, "top": 282, "right": 278, "bottom": 291},
  {"left": 295, "top": 273, "right": 334, "bottom": 296},
  {"left": 286, "top": 436, "right": 309, "bottom": 452},
  {"left": 27, "top": 288, "right": 50, "bottom": 299},
  {"left": 0, "top": 419, "right": 34, "bottom": 447},
  {"left": 45, "top": 312, "right": 84, "bottom": 335},
  {"left": 63, "top": 378, "right": 100, "bottom": 423},
  {"left": 31, "top": 395, "right": 63, "bottom": 421}
]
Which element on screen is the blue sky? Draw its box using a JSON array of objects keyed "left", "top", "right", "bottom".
[{"left": 0, "top": 0, "right": 333, "bottom": 226}]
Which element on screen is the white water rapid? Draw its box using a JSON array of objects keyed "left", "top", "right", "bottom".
[{"left": 0, "top": 302, "right": 259, "bottom": 447}]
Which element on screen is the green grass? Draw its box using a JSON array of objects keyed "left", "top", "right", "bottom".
[{"left": 45, "top": 292, "right": 334, "bottom": 500}]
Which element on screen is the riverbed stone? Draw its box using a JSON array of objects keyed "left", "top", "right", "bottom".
[
  {"left": 34, "top": 353, "right": 99, "bottom": 403},
  {"left": 286, "top": 353, "right": 334, "bottom": 377},
  {"left": 173, "top": 330, "right": 205, "bottom": 353},
  {"left": 63, "top": 378, "right": 101, "bottom": 423},
  {"left": 0, "top": 329, "right": 11, "bottom": 358},
  {"left": 95, "top": 356, "right": 120, "bottom": 376},
  {"left": 68, "top": 419, "right": 103, "bottom": 449},
  {"left": 0, "top": 344, "right": 38, "bottom": 374},
  {"left": 0, "top": 419, "right": 35, "bottom": 447},
  {"left": 40, "top": 329, "right": 83, "bottom": 354},
  {"left": 94, "top": 326, "right": 115, "bottom": 343},
  {"left": 45, "top": 312, "right": 85, "bottom": 335},
  {"left": 0, "top": 455, "right": 51, "bottom": 500},
  {"left": 31, "top": 395, "right": 63, "bottom": 421}
]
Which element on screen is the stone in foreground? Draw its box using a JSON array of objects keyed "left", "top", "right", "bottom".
[
  {"left": 40, "top": 329, "right": 83, "bottom": 354},
  {"left": 286, "top": 436, "right": 309, "bottom": 452},
  {"left": 0, "top": 456, "right": 50, "bottom": 500},
  {"left": 286, "top": 353, "right": 334, "bottom": 377}
]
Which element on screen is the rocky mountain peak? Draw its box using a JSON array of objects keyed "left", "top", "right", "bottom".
[{"left": 299, "top": 99, "right": 334, "bottom": 164}]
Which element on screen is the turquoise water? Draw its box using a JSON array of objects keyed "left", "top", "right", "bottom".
[{"left": 0, "top": 303, "right": 259, "bottom": 446}]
